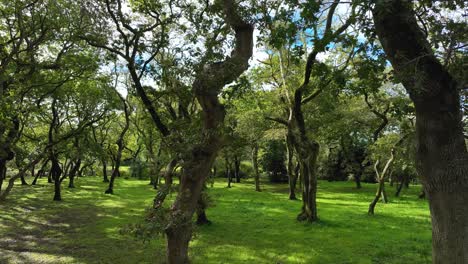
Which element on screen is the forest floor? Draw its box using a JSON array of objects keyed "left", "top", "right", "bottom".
[{"left": 0, "top": 176, "right": 432, "bottom": 264}]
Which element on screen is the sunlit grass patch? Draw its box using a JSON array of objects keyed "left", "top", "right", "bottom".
[{"left": 0, "top": 176, "right": 431, "bottom": 263}]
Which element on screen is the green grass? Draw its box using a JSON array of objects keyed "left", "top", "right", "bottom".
[{"left": 0, "top": 176, "right": 432, "bottom": 264}]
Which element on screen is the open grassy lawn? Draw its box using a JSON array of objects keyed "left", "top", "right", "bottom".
[{"left": 0, "top": 176, "right": 432, "bottom": 264}]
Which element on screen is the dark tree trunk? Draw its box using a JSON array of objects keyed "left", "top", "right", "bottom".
[
  {"left": 234, "top": 155, "right": 241, "bottom": 183},
  {"left": 196, "top": 186, "right": 211, "bottom": 226},
  {"left": 286, "top": 133, "right": 297, "bottom": 199},
  {"left": 102, "top": 159, "right": 109, "bottom": 182},
  {"left": 0, "top": 118, "right": 19, "bottom": 192},
  {"left": 68, "top": 159, "right": 81, "bottom": 188},
  {"left": 47, "top": 170, "right": 53, "bottom": 183},
  {"left": 0, "top": 160, "right": 6, "bottom": 192},
  {"left": 373, "top": 1, "right": 468, "bottom": 261},
  {"left": 355, "top": 168, "right": 362, "bottom": 189},
  {"left": 20, "top": 175, "right": 27, "bottom": 185},
  {"left": 51, "top": 157, "right": 62, "bottom": 201},
  {"left": 290, "top": 91, "right": 320, "bottom": 222},
  {"left": 105, "top": 94, "right": 130, "bottom": 195},
  {"left": 152, "top": 159, "right": 177, "bottom": 209},
  {"left": 0, "top": 158, "right": 42, "bottom": 201},
  {"left": 32, "top": 159, "right": 49, "bottom": 185},
  {"left": 252, "top": 144, "right": 261, "bottom": 192},
  {"left": 395, "top": 181, "right": 404, "bottom": 197},
  {"left": 294, "top": 138, "right": 319, "bottom": 222},
  {"left": 225, "top": 157, "right": 232, "bottom": 188},
  {"left": 31, "top": 172, "right": 40, "bottom": 185}
]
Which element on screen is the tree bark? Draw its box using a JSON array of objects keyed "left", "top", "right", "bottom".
[
  {"left": 102, "top": 159, "right": 109, "bottom": 182},
  {"left": 32, "top": 159, "right": 48, "bottom": 185},
  {"left": 152, "top": 159, "right": 177, "bottom": 209},
  {"left": 373, "top": 2, "right": 468, "bottom": 262},
  {"left": 286, "top": 133, "right": 297, "bottom": 199},
  {"left": 0, "top": 156, "right": 42, "bottom": 201},
  {"left": 20, "top": 175, "right": 28, "bottom": 185},
  {"left": 68, "top": 159, "right": 81, "bottom": 188},
  {"left": 225, "top": 157, "right": 232, "bottom": 188},
  {"left": 252, "top": 144, "right": 261, "bottom": 192},
  {"left": 164, "top": 1, "right": 253, "bottom": 261},
  {"left": 368, "top": 154, "right": 394, "bottom": 215},
  {"left": 234, "top": 155, "right": 241, "bottom": 183},
  {"left": 196, "top": 186, "right": 211, "bottom": 226},
  {"left": 51, "top": 156, "right": 62, "bottom": 201},
  {"left": 105, "top": 94, "right": 130, "bottom": 195}
]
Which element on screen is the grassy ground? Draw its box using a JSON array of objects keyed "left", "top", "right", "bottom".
[{"left": 0, "top": 176, "right": 432, "bottom": 264}]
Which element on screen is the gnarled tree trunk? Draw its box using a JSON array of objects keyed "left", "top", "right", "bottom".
[
  {"left": 373, "top": 1, "right": 468, "bottom": 262},
  {"left": 164, "top": 1, "right": 253, "bottom": 261}
]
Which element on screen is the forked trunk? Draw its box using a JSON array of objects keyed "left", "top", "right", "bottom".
[
  {"left": 295, "top": 141, "right": 319, "bottom": 222},
  {"left": 164, "top": 1, "right": 253, "bottom": 261}
]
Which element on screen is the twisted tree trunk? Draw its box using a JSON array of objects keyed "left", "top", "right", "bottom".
[
  {"left": 164, "top": 1, "right": 253, "bottom": 261},
  {"left": 373, "top": 1, "right": 468, "bottom": 262}
]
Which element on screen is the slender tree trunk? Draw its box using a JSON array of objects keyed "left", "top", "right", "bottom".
[
  {"left": 47, "top": 170, "right": 53, "bottom": 183},
  {"left": 252, "top": 144, "right": 261, "bottom": 192},
  {"left": 105, "top": 95, "right": 130, "bottom": 194},
  {"left": 0, "top": 156, "right": 42, "bottom": 201},
  {"left": 355, "top": 168, "right": 362, "bottom": 189},
  {"left": 373, "top": 1, "right": 468, "bottom": 262},
  {"left": 152, "top": 159, "right": 177, "bottom": 209},
  {"left": 234, "top": 155, "right": 241, "bottom": 183},
  {"left": 32, "top": 160, "right": 48, "bottom": 185},
  {"left": 51, "top": 157, "right": 62, "bottom": 201},
  {"left": 225, "top": 157, "right": 232, "bottom": 188},
  {"left": 369, "top": 150, "right": 395, "bottom": 215},
  {"left": 286, "top": 133, "right": 297, "bottom": 199},
  {"left": 102, "top": 159, "right": 109, "bottom": 182},
  {"left": 0, "top": 160, "right": 6, "bottom": 192},
  {"left": 68, "top": 159, "right": 81, "bottom": 188}
]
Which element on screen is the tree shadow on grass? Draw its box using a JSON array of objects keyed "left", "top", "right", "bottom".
[{"left": 0, "top": 178, "right": 164, "bottom": 264}]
